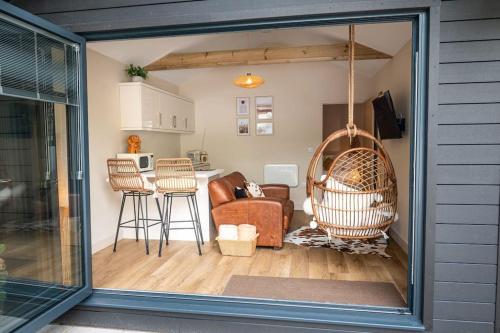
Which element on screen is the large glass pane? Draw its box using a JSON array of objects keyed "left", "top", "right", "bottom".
[{"left": 0, "top": 96, "right": 84, "bottom": 332}]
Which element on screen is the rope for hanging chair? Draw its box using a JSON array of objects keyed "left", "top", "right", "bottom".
[{"left": 347, "top": 25, "right": 357, "bottom": 138}]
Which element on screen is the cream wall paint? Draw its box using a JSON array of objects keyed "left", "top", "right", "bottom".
[
  {"left": 178, "top": 62, "right": 374, "bottom": 205},
  {"left": 87, "top": 49, "right": 180, "bottom": 254},
  {"left": 371, "top": 41, "right": 412, "bottom": 252}
]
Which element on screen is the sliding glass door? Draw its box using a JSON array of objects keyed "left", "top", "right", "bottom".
[{"left": 0, "top": 3, "right": 90, "bottom": 333}]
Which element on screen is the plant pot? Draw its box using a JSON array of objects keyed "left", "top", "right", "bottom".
[{"left": 131, "top": 76, "right": 145, "bottom": 82}]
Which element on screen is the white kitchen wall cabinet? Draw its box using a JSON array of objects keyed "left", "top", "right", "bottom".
[{"left": 119, "top": 82, "right": 194, "bottom": 133}]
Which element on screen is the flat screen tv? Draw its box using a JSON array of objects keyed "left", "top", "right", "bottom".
[{"left": 372, "top": 90, "right": 402, "bottom": 140}]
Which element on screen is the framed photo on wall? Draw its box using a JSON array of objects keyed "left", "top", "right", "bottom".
[
  {"left": 256, "top": 122, "right": 273, "bottom": 136},
  {"left": 255, "top": 96, "right": 274, "bottom": 135},
  {"left": 236, "top": 97, "right": 250, "bottom": 116},
  {"left": 255, "top": 96, "right": 273, "bottom": 120},
  {"left": 237, "top": 118, "right": 250, "bottom": 136}
]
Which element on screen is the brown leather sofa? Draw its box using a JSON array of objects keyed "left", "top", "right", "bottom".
[{"left": 208, "top": 172, "right": 294, "bottom": 248}]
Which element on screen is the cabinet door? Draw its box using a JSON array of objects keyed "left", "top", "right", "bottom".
[
  {"left": 158, "top": 92, "right": 170, "bottom": 130},
  {"left": 185, "top": 101, "right": 195, "bottom": 132},
  {"left": 181, "top": 99, "right": 195, "bottom": 132},
  {"left": 159, "top": 92, "right": 179, "bottom": 131},
  {"left": 141, "top": 85, "right": 160, "bottom": 129}
]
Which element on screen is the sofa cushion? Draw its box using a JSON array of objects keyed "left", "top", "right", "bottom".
[
  {"left": 208, "top": 178, "right": 236, "bottom": 207},
  {"left": 244, "top": 180, "right": 265, "bottom": 198},
  {"left": 234, "top": 186, "right": 249, "bottom": 199},
  {"left": 224, "top": 172, "right": 247, "bottom": 188}
]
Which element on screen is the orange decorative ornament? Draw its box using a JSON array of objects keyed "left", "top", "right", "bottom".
[{"left": 127, "top": 135, "right": 141, "bottom": 153}]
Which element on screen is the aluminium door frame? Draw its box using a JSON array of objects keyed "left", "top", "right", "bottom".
[
  {"left": 78, "top": 7, "right": 435, "bottom": 332},
  {"left": 0, "top": 2, "right": 92, "bottom": 333}
]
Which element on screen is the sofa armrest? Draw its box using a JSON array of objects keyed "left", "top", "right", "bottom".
[
  {"left": 211, "top": 198, "right": 284, "bottom": 247},
  {"left": 260, "top": 184, "right": 290, "bottom": 200}
]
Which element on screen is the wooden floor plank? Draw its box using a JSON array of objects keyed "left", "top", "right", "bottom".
[{"left": 93, "top": 238, "right": 408, "bottom": 303}]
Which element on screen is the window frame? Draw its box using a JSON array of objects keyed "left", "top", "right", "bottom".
[{"left": 81, "top": 8, "right": 432, "bottom": 332}]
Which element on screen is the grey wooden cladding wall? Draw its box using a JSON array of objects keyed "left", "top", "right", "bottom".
[
  {"left": 6, "top": 0, "right": 500, "bottom": 332},
  {"left": 435, "top": 1, "right": 500, "bottom": 332}
]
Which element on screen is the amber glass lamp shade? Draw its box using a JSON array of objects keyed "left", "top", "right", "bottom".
[{"left": 233, "top": 73, "right": 264, "bottom": 88}]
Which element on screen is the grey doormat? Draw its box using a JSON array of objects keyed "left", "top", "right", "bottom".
[
  {"left": 284, "top": 226, "right": 390, "bottom": 258},
  {"left": 222, "top": 275, "right": 405, "bottom": 307}
]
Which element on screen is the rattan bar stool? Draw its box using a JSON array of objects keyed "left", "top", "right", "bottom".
[
  {"left": 155, "top": 158, "right": 203, "bottom": 256},
  {"left": 107, "top": 158, "right": 163, "bottom": 255}
]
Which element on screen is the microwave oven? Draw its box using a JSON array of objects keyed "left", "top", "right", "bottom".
[{"left": 116, "top": 153, "right": 154, "bottom": 172}]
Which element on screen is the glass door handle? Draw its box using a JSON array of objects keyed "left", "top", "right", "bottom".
[{"left": 0, "top": 179, "right": 13, "bottom": 184}]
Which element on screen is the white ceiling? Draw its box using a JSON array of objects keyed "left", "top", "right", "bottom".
[{"left": 88, "top": 21, "right": 412, "bottom": 86}]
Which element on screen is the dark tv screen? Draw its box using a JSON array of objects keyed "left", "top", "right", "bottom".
[{"left": 372, "top": 90, "right": 402, "bottom": 140}]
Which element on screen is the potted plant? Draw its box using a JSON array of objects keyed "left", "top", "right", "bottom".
[{"left": 126, "top": 64, "right": 148, "bottom": 82}]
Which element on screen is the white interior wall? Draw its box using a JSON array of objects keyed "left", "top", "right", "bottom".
[
  {"left": 371, "top": 41, "right": 412, "bottom": 251},
  {"left": 87, "top": 49, "right": 181, "bottom": 254},
  {"left": 178, "top": 62, "right": 374, "bottom": 205}
]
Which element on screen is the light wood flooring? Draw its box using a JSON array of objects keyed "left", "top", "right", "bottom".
[{"left": 93, "top": 235, "right": 408, "bottom": 303}]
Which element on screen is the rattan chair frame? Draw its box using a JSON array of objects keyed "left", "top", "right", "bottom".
[
  {"left": 155, "top": 158, "right": 197, "bottom": 194},
  {"left": 306, "top": 128, "right": 398, "bottom": 240}
]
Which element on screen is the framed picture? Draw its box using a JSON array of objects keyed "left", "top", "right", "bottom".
[
  {"left": 236, "top": 97, "right": 250, "bottom": 116},
  {"left": 255, "top": 96, "right": 273, "bottom": 120},
  {"left": 237, "top": 118, "right": 250, "bottom": 136},
  {"left": 256, "top": 122, "right": 273, "bottom": 136}
]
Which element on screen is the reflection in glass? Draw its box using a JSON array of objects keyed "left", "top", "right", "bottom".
[{"left": 0, "top": 97, "right": 83, "bottom": 332}]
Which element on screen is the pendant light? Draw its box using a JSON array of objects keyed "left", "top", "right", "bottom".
[
  {"left": 233, "top": 32, "right": 264, "bottom": 89},
  {"left": 233, "top": 72, "right": 264, "bottom": 88}
]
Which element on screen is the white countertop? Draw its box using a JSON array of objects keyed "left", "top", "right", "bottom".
[{"left": 142, "top": 169, "right": 224, "bottom": 179}]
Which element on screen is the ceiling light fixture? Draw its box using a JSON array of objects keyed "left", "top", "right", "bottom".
[{"left": 233, "top": 73, "right": 264, "bottom": 89}]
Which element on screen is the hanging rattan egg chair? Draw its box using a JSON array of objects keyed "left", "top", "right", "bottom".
[{"left": 305, "top": 25, "right": 398, "bottom": 240}]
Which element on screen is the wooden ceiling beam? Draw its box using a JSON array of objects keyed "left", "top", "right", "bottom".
[{"left": 144, "top": 42, "right": 392, "bottom": 71}]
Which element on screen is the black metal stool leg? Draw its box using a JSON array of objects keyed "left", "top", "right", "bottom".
[
  {"left": 192, "top": 194, "right": 204, "bottom": 245},
  {"left": 145, "top": 193, "right": 150, "bottom": 254},
  {"left": 158, "top": 194, "right": 169, "bottom": 257},
  {"left": 132, "top": 192, "right": 138, "bottom": 242},
  {"left": 113, "top": 192, "right": 126, "bottom": 252},
  {"left": 165, "top": 194, "right": 173, "bottom": 245},
  {"left": 155, "top": 196, "right": 164, "bottom": 255},
  {"left": 187, "top": 195, "right": 202, "bottom": 256},
  {"left": 138, "top": 194, "right": 149, "bottom": 255}
]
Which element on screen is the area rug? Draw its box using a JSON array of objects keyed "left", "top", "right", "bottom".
[
  {"left": 222, "top": 275, "right": 405, "bottom": 307},
  {"left": 284, "top": 226, "right": 390, "bottom": 258}
]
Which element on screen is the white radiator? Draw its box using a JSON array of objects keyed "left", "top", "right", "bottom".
[{"left": 264, "top": 164, "right": 299, "bottom": 187}]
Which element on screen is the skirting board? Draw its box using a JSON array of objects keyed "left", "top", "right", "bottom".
[
  {"left": 92, "top": 233, "right": 122, "bottom": 254},
  {"left": 389, "top": 229, "right": 408, "bottom": 254}
]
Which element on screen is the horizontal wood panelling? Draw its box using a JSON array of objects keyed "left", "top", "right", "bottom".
[
  {"left": 434, "top": 301, "right": 495, "bottom": 322},
  {"left": 436, "top": 185, "right": 500, "bottom": 205},
  {"left": 27, "top": 0, "right": 435, "bottom": 34},
  {"left": 440, "top": 40, "right": 500, "bottom": 63},
  {"left": 435, "top": 282, "right": 496, "bottom": 302},
  {"left": 10, "top": 0, "right": 195, "bottom": 14},
  {"left": 438, "top": 104, "right": 500, "bottom": 124},
  {"left": 437, "top": 145, "right": 500, "bottom": 165},
  {"left": 438, "top": 124, "right": 500, "bottom": 144},
  {"left": 441, "top": 19, "right": 500, "bottom": 42},
  {"left": 440, "top": 61, "right": 500, "bottom": 83},
  {"left": 435, "top": 224, "right": 498, "bottom": 245},
  {"left": 436, "top": 204, "right": 500, "bottom": 225},
  {"left": 435, "top": 244, "right": 497, "bottom": 264},
  {"left": 435, "top": 263, "right": 497, "bottom": 283},
  {"left": 433, "top": 320, "right": 494, "bottom": 333},
  {"left": 436, "top": 165, "right": 500, "bottom": 185},
  {"left": 439, "top": 82, "right": 500, "bottom": 104},
  {"left": 441, "top": 0, "right": 500, "bottom": 21}
]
